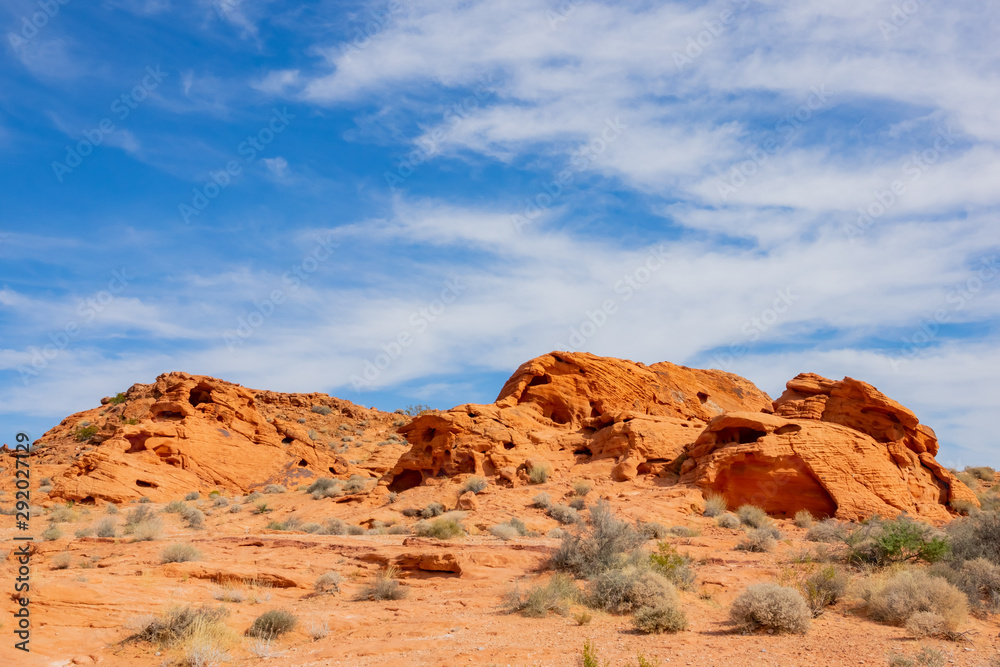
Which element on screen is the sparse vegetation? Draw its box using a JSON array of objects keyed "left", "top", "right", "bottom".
[
  {"left": 861, "top": 569, "right": 967, "bottom": 631},
  {"left": 806, "top": 518, "right": 848, "bottom": 543},
  {"left": 94, "top": 516, "right": 117, "bottom": 537},
  {"left": 356, "top": 566, "right": 407, "bottom": 601},
  {"left": 42, "top": 525, "right": 62, "bottom": 541},
  {"left": 52, "top": 552, "right": 72, "bottom": 569},
  {"left": 589, "top": 565, "right": 678, "bottom": 614},
  {"left": 161, "top": 543, "right": 202, "bottom": 563},
  {"left": 794, "top": 510, "right": 814, "bottom": 528},
  {"left": 965, "top": 466, "right": 995, "bottom": 481},
  {"left": 246, "top": 609, "right": 297, "bottom": 639},
  {"left": 109, "top": 392, "right": 128, "bottom": 405},
  {"left": 735, "top": 504, "right": 770, "bottom": 528},
  {"left": 581, "top": 640, "right": 609, "bottom": 667},
  {"left": 886, "top": 646, "right": 947, "bottom": 667},
  {"left": 307, "top": 619, "right": 329, "bottom": 641},
  {"left": 314, "top": 571, "right": 342, "bottom": 594},
  {"left": 306, "top": 477, "right": 342, "bottom": 499},
  {"left": 128, "top": 605, "right": 228, "bottom": 647},
  {"left": 649, "top": 542, "right": 695, "bottom": 590},
  {"left": 947, "top": 509, "right": 1000, "bottom": 565},
  {"left": 551, "top": 500, "right": 644, "bottom": 577},
  {"left": 716, "top": 513, "right": 741, "bottom": 529},
  {"left": 212, "top": 496, "right": 229, "bottom": 508},
  {"left": 414, "top": 513, "right": 466, "bottom": 539},
  {"left": 311, "top": 405, "right": 333, "bottom": 415},
  {"left": 633, "top": 599, "right": 688, "bottom": 634},
  {"left": 931, "top": 557, "right": 1000, "bottom": 613},
  {"left": 548, "top": 503, "right": 581, "bottom": 525},
  {"left": 729, "top": 583, "right": 811, "bottom": 634},
  {"left": 736, "top": 527, "right": 776, "bottom": 553},
  {"left": 402, "top": 404, "right": 432, "bottom": 416},
  {"left": 527, "top": 463, "right": 551, "bottom": 484},
  {"left": 180, "top": 506, "right": 205, "bottom": 529},
  {"left": 572, "top": 480, "right": 592, "bottom": 497},
  {"left": 343, "top": 475, "right": 371, "bottom": 494},
  {"left": 532, "top": 493, "right": 552, "bottom": 510},
  {"left": 801, "top": 565, "right": 848, "bottom": 616},
  {"left": 264, "top": 484, "right": 286, "bottom": 494},
  {"left": 74, "top": 424, "right": 99, "bottom": 442},
  {"left": 503, "top": 573, "right": 579, "bottom": 617},
  {"left": 703, "top": 493, "right": 727, "bottom": 517},
  {"left": 185, "top": 492, "right": 200, "bottom": 501},
  {"left": 420, "top": 501, "right": 445, "bottom": 518},
  {"left": 461, "top": 476, "right": 488, "bottom": 494}
]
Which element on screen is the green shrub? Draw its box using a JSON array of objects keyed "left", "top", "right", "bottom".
[
  {"left": 589, "top": 565, "right": 677, "bottom": 614},
  {"left": 109, "top": 392, "right": 127, "bottom": 405},
  {"left": 846, "top": 516, "right": 949, "bottom": 566},
  {"left": 550, "top": 500, "right": 644, "bottom": 577},
  {"left": 716, "top": 513, "right": 740, "bottom": 529},
  {"left": 161, "top": 543, "right": 201, "bottom": 563},
  {"left": 649, "top": 542, "right": 695, "bottom": 590},
  {"left": 633, "top": 600, "right": 688, "bottom": 634},
  {"left": 246, "top": 609, "right": 297, "bottom": 638},
  {"left": 802, "top": 565, "right": 848, "bottom": 615},
  {"left": 703, "top": 493, "right": 727, "bottom": 517},
  {"left": 311, "top": 405, "right": 333, "bottom": 415},
  {"left": 581, "top": 640, "right": 609, "bottom": 667},
  {"left": 729, "top": 583, "right": 811, "bottom": 634},
  {"left": 502, "top": 573, "right": 579, "bottom": 617},
  {"left": 736, "top": 527, "right": 775, "bottom": 553},
  {"left": 74, "top": 425, "right": 99, "bottom": 442},
  {"left": 356, "top": 566, "right": 407, "bottom": 601},
  {"left": 794, "top": 510, "right": 814, "bottom": 528},
  {"left": 527, "top": 463, "right": 551, "bottom": 484},
  {"left": 547, "top": 503, "right": 580, "bottom": 525},
  {"left": 736, "top": 504, "right": 770, "bottom": 528},
  {"left": 863, "top": 569, "right": 967, "bottom": 631},
  {"left": 461, "top": 476, "right": 487, "bottom": 494}
]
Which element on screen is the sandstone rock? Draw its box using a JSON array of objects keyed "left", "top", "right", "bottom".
[
  {"left": 384, "top": 352, "right": 773, "bottom": 491},
  {"left": 683, "top": 374, "right": 978, "bottom": 522},
  {"left": 456, "top": 491, "right": 479, "bottom": 511},
  {"left": 40, "top": 372, "right": 408, "bottom": 503}
]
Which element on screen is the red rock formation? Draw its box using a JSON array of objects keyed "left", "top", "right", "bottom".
[
  {"left": 40, "top": 372, "right": 408, "bottom": 503},
  {"left": 383, "top": 352, "right": 773, "bottom": 491},
  {"left": 681, "top": 374, "right": 979, "bottom": 522}
]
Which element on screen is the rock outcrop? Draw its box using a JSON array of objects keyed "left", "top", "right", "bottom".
[
  {"left": 41, "top": 372, "right": 408, "bottom": 503},
  {"left": 383, "top": 352, "right": 773, "bottom": 491},
  {"left": 681, "top": 373, "right": 979, "bottom": 522}
]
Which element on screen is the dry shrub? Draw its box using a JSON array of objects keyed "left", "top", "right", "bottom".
[
  {"left": 648, "top": 542, "right": 695, "bottom": 590},
  {"left": 161, "top": 543, "right": 201, "bottom": 564},
  {"left": 905, "top": 611, "right": 947, "bottom": 638},
  {"left": 413, "top": 512, "right": 466, "bottom": 539},
  {"left": 128, "top": 606, "right": 229, "bottom": 647},
  {"left": 702, "top": 493, "right": 727, "bottom": 517},
  {"left": 532, "top": 493, "right": 552, "bottom": 510},
  {"left": 794, "top": 510, "right": 814, "bottom": 528},
  {"left": 264, "top": 484, "right": 286, "bottom": 494},
  {"left": 729, "top": 583, "right": 811, "bottom": 634},
  {"left": 503, "top": 573, "right": 579, "bottom": 617},
  {"left": 528, "top": 463, "right": 551, "bottom": 484},
  {"left": 314, "top": 571, "right": 342, "bottom": 594},
  {"left": 461, "top": 476, "right": 487, "bottom": 494},
  {"left": 547, "top": 503, "right": 580, "bottom": 525},
  {"left": 965, "top": 466, "right": 995, "bottom": 482},
  {"left": 863, "top": 569, "right": 967, "bottom": 631},
  {"left": 550, "top": 500, "right": 644, "bottom": 577},
  {"left": 929, "top": 558, "right": 1000, "bottom": 613},
  {"left": 802, "top": 565, "right": 848, "bottom": 615},
  {"left": 94, "top": 516, "right": 117, "bottom": 538},
  {"left": 588, "top": 565, "right": 677, "bottom": 614},
  {"left": 736, "top": 527, "right": 776, "bottom": 553},
  {"left": 356, "top": 566, "right": 407, "bottom": 601},
  {"left": 633, "top": 600, "right": 688, "bottom": 634},
  {"left": 246, "top": 609, "right": 297, "bottom": 639},
  {"left": 716, "top": 513, "right": 740, "bottom": 529},
  {"left": 947, "top": 510, "right": 1000, "bottom": 565},
  {"left": 51, "top": 552, "right": 72, "bottom": 569},
  {"left": 806, "top": 519, "right": 848, "bottom": 543},
  {"left": 572, "top": 480, "right": 592, "bottom": 497},
  {"left": 736, "top": 504, "right": 770, "bottom": 528},
  {"left": 490, "top": 523, "right": 520, "bottom": 541}
]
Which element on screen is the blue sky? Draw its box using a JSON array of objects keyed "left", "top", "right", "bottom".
[{"left": 1, "top": 0, "right": 998, "bottom": 467}]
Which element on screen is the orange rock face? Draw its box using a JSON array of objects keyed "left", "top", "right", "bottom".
[
  {"left": 682, "top": 373, "right": 979, "bottom": 522},
  {"left": 384, "top": 352, "right": 773, "bottom": 491},
  {"left": 40, "top": 372, "right": 409, "bottom": 503}
]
